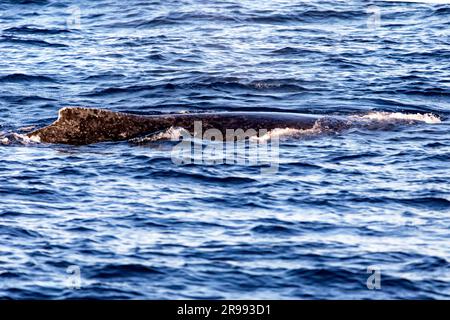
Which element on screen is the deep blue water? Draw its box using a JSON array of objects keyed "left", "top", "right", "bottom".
[{"left": 0, "top": 0, "right": 450, "bottom": 299}]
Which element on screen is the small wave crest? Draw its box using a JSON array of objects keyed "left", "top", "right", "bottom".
[
  {"left": 0, "top": 73, "right": 56, "bottom": 83},
  {"left": 0, "top": 35, "right": 67, "bottom": 48},
  {"left": 3, "top": 26, "right": 70, "bottom": 35}
]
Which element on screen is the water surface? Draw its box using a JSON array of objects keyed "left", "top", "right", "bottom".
[{"left": 0, "top": 0, "right": 449, "bottom": 299}]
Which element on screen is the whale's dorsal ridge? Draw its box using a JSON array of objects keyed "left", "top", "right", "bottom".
[
  {"left": 27, "top": 107, "right": 146, "bottom": 145},
  {"left": 57, "top": 106, "right": 111, "bottom": 123}
]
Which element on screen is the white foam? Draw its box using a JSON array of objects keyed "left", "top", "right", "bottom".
[
  {"left": 251, "top": 119, "right": 339, "bottom": 142},
  {"left": 352, "top": 112, "right": 442, "bottom": 124},
  {"left": 157, "top": 127, "right": 190, "bottom": 141},
  {"left": 10, "top": 133, "right": 41, "bottom": 145},
  {"left": 131, "top": 127, "right": 190, "bottom": 143},
  {"left": 28, "top": 134, "right": 42, "bottom": 143},
  {"left": 251, "top": 127, "right": 309, "bottom": 142}
]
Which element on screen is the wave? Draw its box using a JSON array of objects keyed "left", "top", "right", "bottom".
[
  {"left": 0, "top": 73, "right": 56, "bottom": 83},
  {"left": 0, "top": 224, "right": 42, "bottom": 239},
  {"left": 136, "top": 12, "right": 240, "bottom": 28},
  {"left": 83, "top": 79, "right": 307, "bottom": 97},
  {"left": 101, "top": 10, "right": 243, "bottom": 29},
  {"left": 0, "top": 35, "right": 67, "bottom": 47},
  {"left": 3, "top": 26, "right": 71, "bottom": 35},
  {"left": 433, "top": 6, "right": 450, "bottom": 15},
  {"left": 270, "top": 47, "right": 321, "bottom": 56},
  {"left": 3, "top": 0, "right": 49, "bottom": 3},
  {"left": 88, "top": 263, "right": 164, "bottom": 279},
  {"left": 246, "top": 9, "right": 363, "bottom": 24}
]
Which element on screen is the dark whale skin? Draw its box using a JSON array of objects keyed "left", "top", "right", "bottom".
[{"left": 27, "top": 107, "right": 322, "bottom": 145}]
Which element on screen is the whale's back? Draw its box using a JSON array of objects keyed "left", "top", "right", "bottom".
[{"left": 27, "top": 107, "right": 321, "bottom": 145}]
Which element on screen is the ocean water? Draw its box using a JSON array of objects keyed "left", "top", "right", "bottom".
[{"left": 0, "top": 0, "right": 449, "bottom": 299}]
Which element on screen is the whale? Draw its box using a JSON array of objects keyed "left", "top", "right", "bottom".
[
  {"left": 25, "top": 107, "right": 440, "bottom": 146},
  {"left": 26, "top": 107, "right": 327, "bottom": 145}
]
